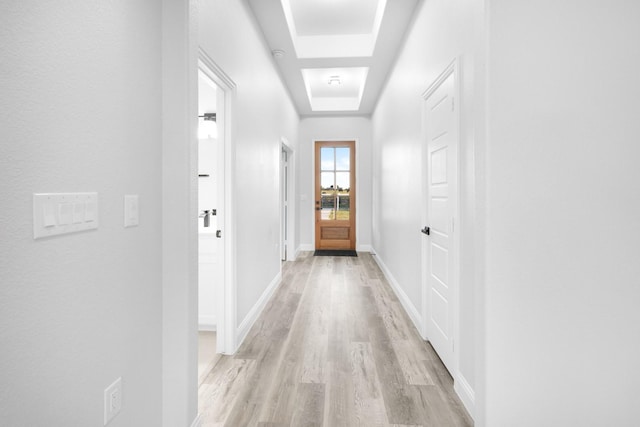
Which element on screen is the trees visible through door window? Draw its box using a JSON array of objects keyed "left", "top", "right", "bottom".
[{"left": 320, "top": 146, "right": 351, "bottom": 220}]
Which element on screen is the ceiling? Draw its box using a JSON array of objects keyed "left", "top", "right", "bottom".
[{"left": 247, "top": 0, "right": 420, "bottom": 117}]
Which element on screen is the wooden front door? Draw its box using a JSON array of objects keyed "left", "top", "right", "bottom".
[{"left": 315, "top": 141, "right": 356, "bottom": 250}]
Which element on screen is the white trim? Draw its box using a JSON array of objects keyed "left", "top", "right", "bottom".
[
  {"left": 455, "top": 372, "right": 475, "bottom": 418},
  {"left": 298, "top": 244, "right": 314, "bottom": 253},
  {"left": 161, "top": 1, "right": 198, "bottom": 425},
  {"left": 198, "top": 51, "right": 237, "bottom": 355},
  {"left": 235, "top": 272, "right": 282, "bottom": 351},
  {"left": 198, "top": 48, "right": 237, "bottom": 90},
  {"left": 371, "top": 250, "right": 423, "bottom": 333},
  {"left": 190, "top": 414, "right": 202, "bottom": 427},
  {"left": 198, "top": 316, "right": 217, "bottom": 331},
  {"left": 356, "top": 244, "right": 373, "bottom": 252},
  {"left": 421, "top": 57, "right": 461, "bottom": 369},
  {"left": 373, "top": 247, "right": 475, "bottom": 419},
  {"left": 281, "top": 138, "right": 296, "bottom": 262}
]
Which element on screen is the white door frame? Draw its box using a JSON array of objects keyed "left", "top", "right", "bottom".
[
  {"left": 198, "top": 50, "right": 237, "bottom": 355},
  {"left": 421, "top": 58, "right": 461, "bottom": 373},
  {"left": 280, "top": 138, "right": 295, "bottom": 261}
]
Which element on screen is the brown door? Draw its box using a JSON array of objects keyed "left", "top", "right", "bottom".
[{"left": 315, "top": 141, "right": 356, "bottom": 250}]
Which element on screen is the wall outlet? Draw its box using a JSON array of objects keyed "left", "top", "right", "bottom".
[{"left": 104, "top": 377, "right": 122, "bottom": 425}]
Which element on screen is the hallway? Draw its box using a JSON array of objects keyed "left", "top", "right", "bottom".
[{"left": 198, "top": 253, "right": 472, "bottom": 426}]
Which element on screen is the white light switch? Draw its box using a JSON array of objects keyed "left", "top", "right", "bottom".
[
  {"left": 43, "top": 203, "right": 56, "bottom": 227},
  {"left": 58, "top": 203, "right": 73, "bottom": 225},
  {"left": 124, "top": 195, "right": 139, "bottom": 228},
  {"left": 85, "top": 201, "right": 96, "bottom": 222},
  {"left": 73, "top": 203, "right": 85, "bottom": 224},
  {"left": 33, "top": 193, "right": 98, "bottom": 239}
]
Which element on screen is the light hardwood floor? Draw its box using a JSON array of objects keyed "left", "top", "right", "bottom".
[{"left": 198, "top": 252, "right": 473, "bottom": 427}]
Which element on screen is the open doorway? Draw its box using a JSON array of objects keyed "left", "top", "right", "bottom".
[
  {"left": 196, "top": 54, "right": 236, "bottom": 388},
  {"left": 280, "top": 139, "right": 295, "bottom": 262},
  {"left": 197, "top": 67, "right": 223, "bottom": 384}
]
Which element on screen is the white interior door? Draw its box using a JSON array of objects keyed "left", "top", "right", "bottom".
[
  {"left": 423, "top": 64, "right": 457, "bottom": 372},
  {"left": 281, "top": 147, "right": 288, "bottom": 261}
]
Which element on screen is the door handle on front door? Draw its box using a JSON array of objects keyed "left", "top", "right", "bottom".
[{"left": 421, "top": 226, "right": 430, "bottom": 235}]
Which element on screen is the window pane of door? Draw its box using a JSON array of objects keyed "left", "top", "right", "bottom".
[
  {"left": 321, "top": 147, "right": 334, "bottom": 171},
  {"left": 320, "top": 172, "right": 336, "bottom": 220},
  {"left": 335, "top": 171, "right": 350, "bottom": 220},
  {"left": 336, "top": 147, "right": 350, "bottom": 170}
]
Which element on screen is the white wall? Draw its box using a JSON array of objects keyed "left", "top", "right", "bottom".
[
  {"left": 484, "top": 1, "right": 640, "bottom": 425},
  {"left": 0, "top": 1, "right": 163, "bottom": 425},
  {"left": 198, "top": 0, "right": 299, "bottom": 327},
  {"left": 298, "top": 116, "right": 373, "bottom": 252},
  {"left": 371, "top": 0, "right": 484, "bottom": 414}
]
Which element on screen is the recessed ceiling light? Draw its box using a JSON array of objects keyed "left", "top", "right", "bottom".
[
  {"left": 271, "top": 49, "right": 286, "bottom": 59},
  {"left": 328, "top": 75, "right": 341, "bottom": 86}
]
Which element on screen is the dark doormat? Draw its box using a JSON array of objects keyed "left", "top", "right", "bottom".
[{"left": 314, "top": 249, "right": 358, "bottom": 257}]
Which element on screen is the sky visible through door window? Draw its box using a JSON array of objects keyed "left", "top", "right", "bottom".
[{"left": 321, "top": 147, "right": 350, "bottom": 190}]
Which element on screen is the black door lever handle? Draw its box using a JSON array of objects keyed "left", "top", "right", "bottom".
[{"left": 421, "top": 226, "right": 430, "bottom": 235}]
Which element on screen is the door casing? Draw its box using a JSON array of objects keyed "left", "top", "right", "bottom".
[
  {"left": 198, "top": 51, "right": 237, "bottom": 355},
  {"left": 314, "top": 140, "right": 356, "bottom": 250},
  {"left": 421, "top": 58, "right": 461, "bottom": 375},
  {"left": 280, "top": 138, "right": 295, "bottom": 261}
]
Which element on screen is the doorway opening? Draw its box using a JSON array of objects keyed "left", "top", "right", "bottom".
[
  {"left": 280, "top": 140, "right": 295, "bottom": 261},
  {"left": 196, "top": 53, "right": 237, "bottom": 390},
  {"left": 196, "top": 66, "right": 223, "bottom": 384},
  {"left": 314, "top": 140, "right": 356, "bottom": 250}
]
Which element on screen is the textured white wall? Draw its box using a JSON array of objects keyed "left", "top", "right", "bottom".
[
  {"left": 198, "top": 0, "right": 299, "bottom": 326},
  {"left": 298, "top": 116, "right": 373, "bottom": 251},
  {"left": 0, "top": 1, "right": 163, "bottom": 425},
  {"left": 485, "top": 1, "right": 640, "bottom": 425},
  {"left": 371, "top": 0, "right": 484, "bottom": 412}
]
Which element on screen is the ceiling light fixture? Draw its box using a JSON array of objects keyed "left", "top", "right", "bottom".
[{"left": 328, "top": 75, "right": 341, "bottom": 86}]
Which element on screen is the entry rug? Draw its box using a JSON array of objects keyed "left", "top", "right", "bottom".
[{"left": 313, "top": 249, "right": 358, "bottom": 257}]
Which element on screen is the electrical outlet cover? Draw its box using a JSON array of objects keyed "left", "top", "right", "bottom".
[{"left": 104, "top": 377, "right": 122, "bottom": 425}]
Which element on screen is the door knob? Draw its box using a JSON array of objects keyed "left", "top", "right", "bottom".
[{"left": 421, "top": 226, "right": 430, "bottom": 235}]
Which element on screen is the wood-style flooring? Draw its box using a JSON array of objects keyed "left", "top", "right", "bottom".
[{"left": 198, "top": 252, "right": 473, "bottom": 426}]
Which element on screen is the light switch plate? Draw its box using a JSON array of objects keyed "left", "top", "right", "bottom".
[
  {"left": 124, "top": 195, "right": 139, "bottom": 228},
  {"left": 33, "top": 193, "right": 98, "bottom": 239}
]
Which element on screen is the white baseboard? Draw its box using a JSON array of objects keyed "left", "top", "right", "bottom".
[
  {"left": 198, "top": 315, "right": 217, "bottom": 331},
  {"left": 371, "top": 249, "right": 423, "bottom": 335},
  {"left": 455, "top": 371, "right": 475, "bottom": 419},
  {"left": 372, "top": 249, "right": 475, "bottom": 421},
  {"left": 236, "top": 271, "right": 282, "bottom": 348},
  {"left": 190, "top": 414, "right": 202, "bottom": 427},
  {"left": 297, "top": 244, "right": 313, "bottom": 253},
  {"left": 356, "top": 244, "right": 372, "bottom": 252}
]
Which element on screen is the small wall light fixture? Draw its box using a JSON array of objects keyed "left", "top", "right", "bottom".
[
  {"left": 198, "top": 113, "right": 217, "bottom": 139},
  {"left": 198, "top": 113, "right": 217, "bottom": 122}
]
